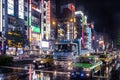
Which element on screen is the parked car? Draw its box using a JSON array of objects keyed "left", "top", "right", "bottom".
[{"left": 33, "top": 54, "right": 54, "bottom": 69}]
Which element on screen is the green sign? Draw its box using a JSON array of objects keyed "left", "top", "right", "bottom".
[{"left": 32, "top": 26, "right": 40, "bottom": 33}]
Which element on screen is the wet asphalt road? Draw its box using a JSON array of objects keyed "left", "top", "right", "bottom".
[{"left": 0, "top": 58, "right": 119, "bottom": 80}]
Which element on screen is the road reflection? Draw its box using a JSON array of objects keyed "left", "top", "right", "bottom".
[
  {"left": 0, "top": 67, "right": 28, "bottom": 80},
  {"left": 31, "top": 62, "right": 118, "bottom": 80},
  {"left": 0, "top": 59, "right": 119, "bottom": 80}
]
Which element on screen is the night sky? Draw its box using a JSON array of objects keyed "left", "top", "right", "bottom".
[{"left": 75, "top": 0, "right": 120, "bottom": 39}]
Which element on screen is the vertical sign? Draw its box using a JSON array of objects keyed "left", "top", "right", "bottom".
[
  {"left": 46, "top": 0, "right": 50, "bottom": 40},
  {"left": 29, "top": 0, "right": 32, "bottom": 26},
  {"left": 0, "top": 0, "right": 2, "bottom": 32},
  {"left": 7, "top": 0, "right": 14, "bottom": 15},
  {"left": 19, "top": 0, "right": 24, "bottom": 19}
]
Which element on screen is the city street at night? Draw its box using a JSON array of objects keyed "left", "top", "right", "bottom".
[
  {"left": 0, "top": 0, "right": 120, "bottom": 80},
  {"left": 0, "top": 54, "right": 120, "bottom": 80}
]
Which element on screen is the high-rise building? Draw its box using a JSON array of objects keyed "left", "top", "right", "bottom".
[
  {"left": 0, "top": 0, "right": 56, "bottom": 54},
  {"left": 41, "top": 0, "right": 56, "bottom": 41},
  {"left": 56, "top": 0, "right": 76, "bottom": 40},
  {"left": 28, "top": 0, "right": 41, "bottom": 51},
  {"left": 0, "top": 0, "right": 33, "bottom": 55}
]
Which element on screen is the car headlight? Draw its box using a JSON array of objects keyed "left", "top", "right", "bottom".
[
  {"left": 68, "top": 66, "right": 73, "bottom": 70},
  {"left": 71, "top": 72, "right": 77, "bottom": 77},
  {"left": 83, "top": 68, "right": 90, "bottom": 72},
  {"left": 86, "top": 73, "right": 90, "bottom": 77},
  {"left": 33, "top": 60, "right": 36, "bottom": 63},
  {"left": 40, "top": 61, "right": 44, "bottom": 63},
  {"left": 68, "top": 62, "right": 72, "bottom": 66},
  {"left": 54, "top": 61, "right": 57, "bottom": 65}
]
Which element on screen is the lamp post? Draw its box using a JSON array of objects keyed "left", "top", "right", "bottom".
[
  {"left": 0, "top": 35, "right": 6, "bottom": 55},
  {"left": 52, "top": 21, "right": 58, "bottom": 40},
  {"left": 70, "top": 18, "right": 74, "bottom": 39},
  {"left": 79, "top": 37, "right": 82, "bottom": 55}
]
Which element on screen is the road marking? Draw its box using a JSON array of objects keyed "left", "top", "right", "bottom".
[
  {"left": 35, "top": 69, "right": 70, "bottom": 75},
  {"left": 0, "top": 66, "right": 25, "bottom": 70},
  {"left": 93, "top": 75, "right": 109, "bottom": 79},
  {"left": 0, "top": 66, "right": 70, "bottom": 75}
]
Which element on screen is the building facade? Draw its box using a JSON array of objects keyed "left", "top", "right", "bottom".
[{"left": 28, "top": 0, "right": 41, "bottom": 52}]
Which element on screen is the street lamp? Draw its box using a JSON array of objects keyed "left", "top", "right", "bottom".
[
  {"left": 52, "top": 21, "right": 56, "bottom": 25},
  {"left": 70, "top": 18, "right": 74, "bottom": 22},
  {"left": 79, "top": 37, "right": 82, "bottom": 55},
  {"left": 52, "top": 21, "right": 57, "bottom": 38}
]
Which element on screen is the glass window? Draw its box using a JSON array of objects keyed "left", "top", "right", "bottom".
[
  {"left": 99, "top": 54, "right": 107, "bottom": 58},
  {"left": 77, "top": 57, "right": 94, "bottom": 64}
]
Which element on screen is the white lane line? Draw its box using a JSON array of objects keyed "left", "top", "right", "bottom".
[
  {"left": 0, "top": 66, "right": 70, "bottom": 75},
  {"left": 35, "top": 69, "right": 70, "bottom": 75},
  {"left": 0, "top": 66, "right": 25, "bottom": 70}
]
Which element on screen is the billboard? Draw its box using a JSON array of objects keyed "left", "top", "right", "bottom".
[
  {"left": 18, "top": 0, "right": 24, "bottom": 19},
  {"left": 41, "top": 41, "right": 49, "bottom": 48},
  {"left": 7, "top": 0, "right": 14, "bottom": 16},
  {"left": 0, "top": 0, "right": 2, "bottom": 32},
  {"left": 32, "top": 26, "right": 40, "bottom": 33},
  {"left": 32, "top": 0, "right": 40, "bottom": 9},
  {"left": 31, "top": 10, "right": 41, "bottom": 33}
]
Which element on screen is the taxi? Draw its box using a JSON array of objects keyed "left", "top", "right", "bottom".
[
  {"left": 70, "top": 55, "right": 102, "bottom": 79},
  {"left": 33, "top": 54, "right": 54, "bottom": 69},
  {"left": 99, "top": 52, "right": 114, "bottom": 65}
]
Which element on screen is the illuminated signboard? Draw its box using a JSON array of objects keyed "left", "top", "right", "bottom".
[
  {"left": 0, "top": 0, "right": 2, "bottom": 32},
  {"left": 8, "top": 0, "right": 14, "bottom": 16},
  {"left": 32, "top": 0, "right": 39, "bottom": 7},
  {"left": 19, "top": 0, "right": 24, "bottom": 19},
  {"left": 41, "top": 41, "right": 49, "bottom": 48},
  {"left": 32, "top": 26, "right": 40, "bottom": 33},
  {"left": 46, "top": 1, "right": 50, "bottom": 24},
  {"left": 46, "top": 1, "right": 50, "bottom": 40}
]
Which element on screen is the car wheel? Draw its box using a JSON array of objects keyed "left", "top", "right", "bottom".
[
  {"left": 34, "top": 64, "right": 38, "bottom": 69},
  {"left": 90, "top": 70, "right": 94, "bottom": 79},
  {"left": 45, "top": 63, "right": 49, "bottom": 67}
]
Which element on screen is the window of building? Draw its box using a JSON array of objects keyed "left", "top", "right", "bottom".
[
  {"left": 44, "top": 11, "right": 46, "bottom": 16},
  {"left": 44, "top": 4, "right": 46, "bottom": 8},
  {"left": 3, "top": 16, "right": 4, "bottom": 19},
  {"left": 44, "top": 19, "right": 46, "bottom": 23},
  {"left": 44, "top": 27, "right": 46, "bottom": 31},
  {"left": 24, "top": 7, "right": 27, "bottom": 11},
  {"left": 3, "top": 4, "right": 5, "bottom": 8},
  {"left": 24, "top": 16, "right": 27, "bottom": 21}
]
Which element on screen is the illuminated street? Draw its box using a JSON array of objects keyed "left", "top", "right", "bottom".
[
  {"left": 0, "top": 56, "right": 119, "bottom": 80},
  {"left": 0, "top": 0, "right": 120, "bottom": 80}
]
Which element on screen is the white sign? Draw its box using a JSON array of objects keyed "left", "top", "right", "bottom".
[
  {"left": 41, "top": 41, "right": 49, "bottom": 48},
  {"left": 0, "top": 0, "right": 2, "bottom": 32},
  {"left": 8, "top": 0, "right": 14, "bottom": 15},
  {"left": 19, "top": 0, "right": 24, "bottom": 19}
]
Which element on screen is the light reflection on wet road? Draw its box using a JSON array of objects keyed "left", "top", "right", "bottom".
[
  {"left": 0, "top": 64, "right": 119, "bottom": 80},
  {"left": 0, "top": 60, "right": 119, "bottom": 80}
]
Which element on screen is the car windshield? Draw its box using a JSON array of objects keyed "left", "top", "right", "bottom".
[
  {"left": 40, "top": 55, "right": 53, "bottom": 59},
  {"left": 54, "top": 44, "right": 76, "bottom": 52},
  {"left": 99, "top": 54, "right": 108, "bottom": 58},
  {"left": 76, "top": 57, "right": 94, "bottom": 64}
]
